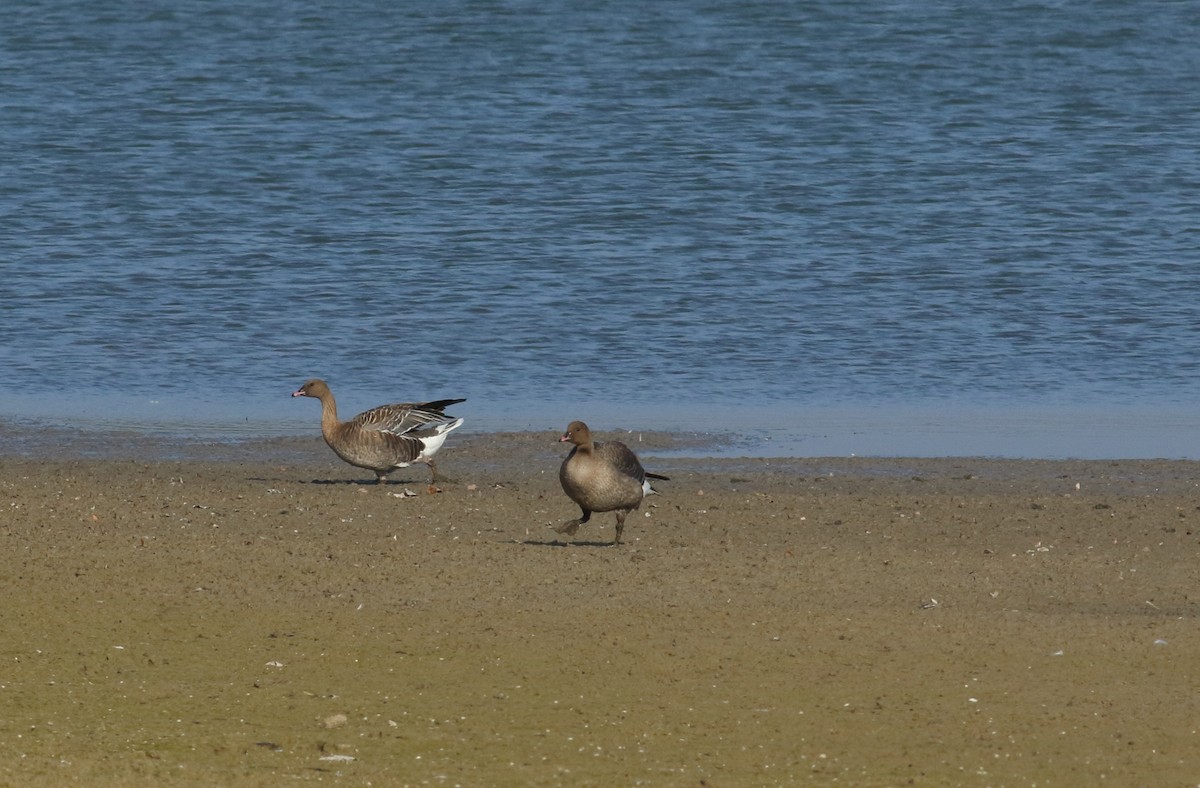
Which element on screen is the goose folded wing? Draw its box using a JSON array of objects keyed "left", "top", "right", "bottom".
[
  {"left": 357, "top": 399, "right": 465, "bottom": 436},
  {"left": 597, "top": 442, "right": 647, "bottom": 480}
]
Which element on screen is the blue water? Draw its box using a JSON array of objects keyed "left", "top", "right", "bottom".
[{"left": 3, "top": 0, "right": 1199, "bottom": 458}]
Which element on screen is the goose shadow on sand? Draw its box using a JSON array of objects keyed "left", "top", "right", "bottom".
[
  {"left": 302, "top": 476, "right": 449, "bottom": 486},
  {"left": 516, "top": 536, "right": 624, "bottom": 548}
]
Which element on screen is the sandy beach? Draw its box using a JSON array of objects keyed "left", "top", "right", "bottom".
[{"left": 3, "top": 429, "right": 1200, "bottom": 786}]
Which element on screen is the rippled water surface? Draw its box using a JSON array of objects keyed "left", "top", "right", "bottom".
[{"left": 3, "top": 0, "right": 1199, "bottom": 457}]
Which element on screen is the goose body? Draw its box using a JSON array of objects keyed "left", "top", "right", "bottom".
[
  {"left": 555, "top": 420, "right": 667, "bottom": 545},
  {"left": 292, "top": 379, "right": 464, "bottom": 483}
]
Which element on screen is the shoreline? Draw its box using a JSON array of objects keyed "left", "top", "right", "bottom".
[
  {"left": 4, "top": 421, "right": 1200, "bottom": 483},
  {"left": 4, "top": 395, "right": 1200, "bottom": 461}
]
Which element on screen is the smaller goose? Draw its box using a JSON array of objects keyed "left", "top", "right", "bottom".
[
  {"left": 555, "top": 420, "right": 668, "bottom": 545},
  {"left": 292, "top": 379, "right": 465, "bottom": 484}
]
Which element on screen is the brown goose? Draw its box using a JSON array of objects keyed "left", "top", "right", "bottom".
[
  {"left": 291, "top": 379, "right": 465, "bottom": 484},
  {"left": 555, "top": 420, "right": 668, "bottom": 545}
]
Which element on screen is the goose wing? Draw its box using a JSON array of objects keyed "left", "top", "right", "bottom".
[
  {"left": 595, "top": 440, "right": 647, "bottom": 483},
  {"left": 353, "top": 398, "right": 466, "bottom": 437}
]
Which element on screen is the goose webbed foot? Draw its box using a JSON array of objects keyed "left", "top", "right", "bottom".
[
  {"left": 553, "top": 519, "right": 582, "bottom": 536},
  {"left": 613, "top": 512, "right": 628, "bottom": 545},
  {"left": 553, "top": 509, "right": 592, "bottom": 537}
]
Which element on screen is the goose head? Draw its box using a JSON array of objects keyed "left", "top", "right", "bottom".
[
  {"left": 292, "top": 379, "right": 331, "bottom": 399},
  {"left": 560, "top": 420, "right": 592, "bottom": 446}
]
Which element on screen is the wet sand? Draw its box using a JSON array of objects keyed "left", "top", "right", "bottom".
[{"left": 3, "top": 430, "right": 1200, "bottom": 786}]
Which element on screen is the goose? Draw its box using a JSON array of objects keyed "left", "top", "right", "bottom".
[
  {"left": 555, "top": 420, "right": 668, "bottom": 545},
  {"left": 291, "top": 379, "right": 465, "bottom": 484}
]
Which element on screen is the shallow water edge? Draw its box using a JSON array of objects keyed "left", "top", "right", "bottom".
[
  {"left": 2, "top": 402, "right": 1199, "bottom": 467},
  {"left": 2, "top": 397, "right": 1199, "bottom": 462}
]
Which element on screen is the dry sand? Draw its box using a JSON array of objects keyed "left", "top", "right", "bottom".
[{"left": 3, "top": 428, "right": 1200, "bottom": 786}]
